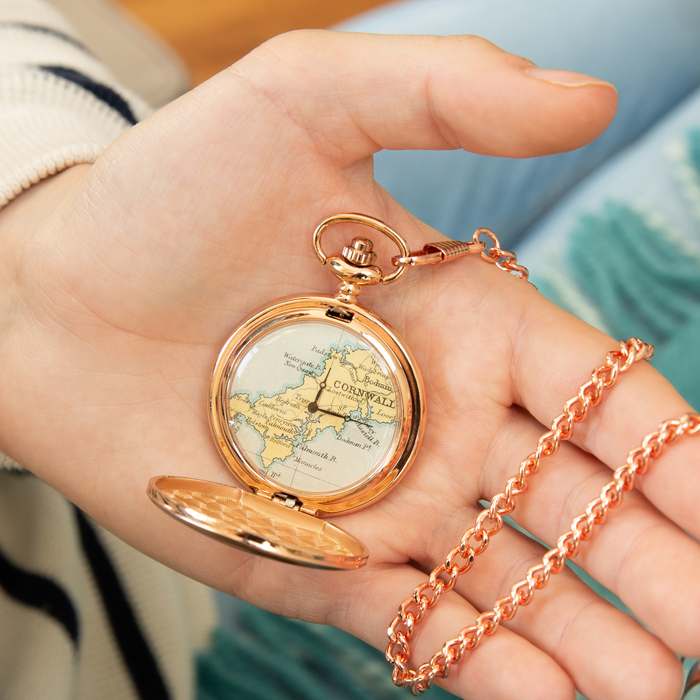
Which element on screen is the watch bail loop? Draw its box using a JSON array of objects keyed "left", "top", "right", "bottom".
[{"left": 313, "top": 213, "right": 410, "bottom": 285}]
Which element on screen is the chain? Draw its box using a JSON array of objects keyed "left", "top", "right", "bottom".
[
  {"left": 384, "top": 339, "right": 700, "bottom": 694},
  {"left": 386, "top": 223, "right": 698, "bottom": 694},
  {"left": 392, "top": 228, "right": 530, "bottom": 281},
  {"left": 473, "top": 227, "right": 530, "bottom": 280}
]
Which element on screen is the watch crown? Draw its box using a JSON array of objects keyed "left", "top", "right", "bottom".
[{"left": 342, "top": 237, "right": 377, "bottom": 267}]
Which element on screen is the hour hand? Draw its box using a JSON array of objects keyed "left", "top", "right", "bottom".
[{"left": 313, "top": 364, "right": 333, "bottom": 403}]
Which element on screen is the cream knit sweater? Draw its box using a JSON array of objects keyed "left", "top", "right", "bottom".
[{"left": 0, "top": 3, "right": 217, "bottom": 698}]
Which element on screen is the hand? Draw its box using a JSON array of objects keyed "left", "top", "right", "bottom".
[{"left": 2, "top": 30, "right": 696, "bottom": 700}]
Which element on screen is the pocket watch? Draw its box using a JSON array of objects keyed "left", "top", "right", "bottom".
[{"left": 148, "top": 214, "right": 485, "bottom": 570}]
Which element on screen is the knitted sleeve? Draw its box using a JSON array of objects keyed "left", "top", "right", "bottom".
[
  {"left": 0, "top": 0, "right": 151, "bottom": 209},
  {"left": 0, "top": 0, "right": 151, "bottom": 470},
  {"left": 0, "top": 10, "right": 218, "bottom": 700}
]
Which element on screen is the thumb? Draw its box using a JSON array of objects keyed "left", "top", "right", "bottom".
[{"left": 219, "top": 29, "right": 617, "bottom": 164}]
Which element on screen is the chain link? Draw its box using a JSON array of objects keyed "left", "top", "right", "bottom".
[
  {"left": 393, "top": 228, "right": 530, "bottom": 282},
  {"left": 473, "top": 227, "right": 530, "bottom": 280},
  {"left": 384, "top": 338, "right": 700, "bottom": 695}
]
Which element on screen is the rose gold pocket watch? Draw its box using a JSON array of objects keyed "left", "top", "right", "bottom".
[{"left": 148, "top": 213, "right": 484, "bottom": 570}]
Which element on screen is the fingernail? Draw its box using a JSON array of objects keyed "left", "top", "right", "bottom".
[{"left": 524, "top": 67, "right": 616, "bottom": 90}]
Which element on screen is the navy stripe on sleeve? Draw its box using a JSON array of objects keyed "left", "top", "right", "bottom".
[
  {"left": 75, "top": 508, "right": 171, "bottom": 700},
  {"left": 40, "top": 65, "right": 138, "bottom": 125},
  {"left": 0, "top": 543, "right": 80, "bottom": 645},
  {"left": 0, "top": 22, "right": 92, "bottom": 55}
]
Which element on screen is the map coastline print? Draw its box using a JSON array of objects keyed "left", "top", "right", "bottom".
[{"left": 227, "top": 321, "right": 398, "bottom": 494}]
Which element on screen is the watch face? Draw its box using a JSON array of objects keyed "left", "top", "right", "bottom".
[{"left": 224, "top": 320, "right": 402, "bottom": 495}]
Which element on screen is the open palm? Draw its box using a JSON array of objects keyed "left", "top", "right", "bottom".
[{"left": 1, "top": 31, "right": 697, "bottom": 700}]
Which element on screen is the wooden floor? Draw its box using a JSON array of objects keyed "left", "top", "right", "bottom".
[{"left": 116, "top": 0, "right": 391, "bottom": 85}]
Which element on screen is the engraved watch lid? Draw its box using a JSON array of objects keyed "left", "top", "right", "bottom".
[{"left": 147, "top": 476, "right": 369, "bottom": 570}]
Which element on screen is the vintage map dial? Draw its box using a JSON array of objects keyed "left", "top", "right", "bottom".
[{"left": 225, "top": 320, "right": 401, "bottom": 495}]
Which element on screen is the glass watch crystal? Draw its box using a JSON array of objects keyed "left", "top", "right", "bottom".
[{"left": 225, "top": 320, "right": 401, "bottom": 495}]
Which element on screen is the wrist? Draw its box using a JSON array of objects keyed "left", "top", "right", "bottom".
[
  {"left": 0, "top": 164, "right": 91, "bottom": 467},
  {"left": 0, "top": 164, "right": 92, "bottom": 328}
]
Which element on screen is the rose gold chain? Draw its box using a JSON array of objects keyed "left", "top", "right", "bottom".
[
  {"left": 388, "top": 228, "right": 697, "bottom": 694},
  {"left": 389, "top": 408, "right": 699, "bottom": 695},
  {"left": 393, "top": 228, "right": 530, "bottom": 282},
  {"left": 384, "top": 338, "right": 700, "bottom": 694},
  {"left": 473, "top": 227, "right": 530, "bottom": 280}
]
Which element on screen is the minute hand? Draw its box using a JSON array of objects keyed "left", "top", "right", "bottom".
[{"left": 315, "top": 406, "right": 370, "bottom": 427}]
